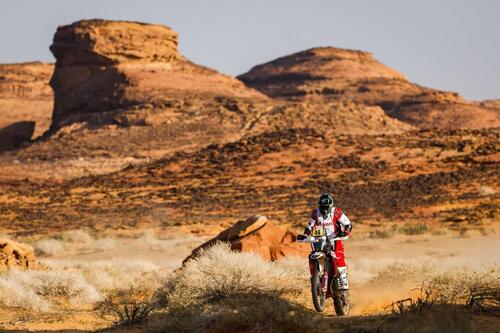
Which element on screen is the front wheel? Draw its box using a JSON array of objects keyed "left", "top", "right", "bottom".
[
  {"left": 311, "top": 268, "right": 326, "bottom": 312},
  {"left": 333, "top": 289, "right": 350, "bottom": 316}
]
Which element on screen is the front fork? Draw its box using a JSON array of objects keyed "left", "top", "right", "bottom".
[{"left": 309, "top": 254, "right": 332, "bottom": 290}]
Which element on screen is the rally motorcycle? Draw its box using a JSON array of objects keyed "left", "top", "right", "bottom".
[{"left": 298, "top": 229, "right": 349, "bottom": 316}]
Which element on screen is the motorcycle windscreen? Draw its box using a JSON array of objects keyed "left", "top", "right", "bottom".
[{"left": 312, "top": 239, "right": 327, "bottom": 252}]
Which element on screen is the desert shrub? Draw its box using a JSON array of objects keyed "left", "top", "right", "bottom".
[
  {"left": 467, "top": 288, "right": 500, "bottom": 313},
  {"left": 149, "top": 243, "right": 311, "bottom": 332},
  {"left": 6, "top": 268, "right": 101, "bottom": 305},
  {"left": 0, "top": 268, "right": 101, "bottom": 311},
  {"left": 369, "top": 229, "right": 392, "bottom": 239},
  {"left": 399, "top": 223, "right": 429, "bottom": 235},
  {"left": 95, "top": 285, "right": 160, "bottom": 326},
  {"left": 0, "top": 258, "right": 169, "bottom": 313},
  {"left": 0, "top": 275, "right": 50, "bottom": 311},
  {"left": 170, "top": 242, "right": 302, "bottom": 305},
  {"left": 424, "top": 265, "right": 500, "bottom": 305},
  {"left": 383, "top": 265, "right": 500, "bottom": 316},
  {"left": 44, "top": 258, "right": 166, "bottom": 292}
]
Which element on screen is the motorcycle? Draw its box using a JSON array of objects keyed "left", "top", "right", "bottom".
[{"left": 297, "top": 230, "right": 350, "bottom": 316}]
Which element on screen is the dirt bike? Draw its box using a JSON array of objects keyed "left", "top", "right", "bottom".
[{"left": 297, "top": 231, "right": 350, "bottom": 316}]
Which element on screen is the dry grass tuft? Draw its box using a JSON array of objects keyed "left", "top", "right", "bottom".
[
  {"left": 170, "top": 242, "right": 303, "bottom": 304},
  {"left": 369, "top": 229, "right": 392, "bottom": 239},
  {"left": 423, "top": 265, "right": 500, "bottom": 305},
  {"left": 0, "top": 275, "right": 50, "bottom": 311},
  {"left": 399, "top": 223, "right": 429, "bottom": 235},
  {"left": 385, "top": 265, "right": 500, "bottom": 318},
  {"left": 95, "top": 285, "right": 160, "bottom": 326},
  {"left": 0, "top": 268, "right": 101, "bottom": 311}
]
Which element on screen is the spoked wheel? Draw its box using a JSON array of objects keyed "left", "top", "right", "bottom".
[
  {"left": 333, "top": 289, "right": 350, "bottom": 316},
  {"left": 311, "top": 268, "right": 326, "bottom": 312}
]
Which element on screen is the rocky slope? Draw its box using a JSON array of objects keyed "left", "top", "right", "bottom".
[
  {"left": 1, "top": 126, "right": 497, "bottom": 235},
  {"left": 0, "top": 62, "right": 53, "bottom": 137},
  {"left": 238, "top": 47, "right": 500, "bottom": 130}
]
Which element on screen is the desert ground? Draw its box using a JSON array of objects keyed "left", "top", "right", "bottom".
[
  {"left": 0, "top": 19, "right": 498, "bottom": 332},
  {"left": 1, "top": 228, "right": 498, "bottom": 332}
]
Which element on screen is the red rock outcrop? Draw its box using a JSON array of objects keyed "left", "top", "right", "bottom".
[
  {"left": 0, "top": 121, "right": 35, "bottom": 151},
  {"left": 49, "top": 20, "right": 265, "bottom": 130},
  {"left": 183, "top": 215, "right": 307, "bottom": 263},
  {"left": 0, "top": 62, "right": 53, "bottom": 137},
  {"left": 238, "top": 47, "right": 500, "bottom": 130},
  {"left": 0, "top": 239, "right": 37, "bottom": 271}
]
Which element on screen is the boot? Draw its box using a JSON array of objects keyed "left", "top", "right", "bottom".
[{"left": 337, "top": 266, "right": 349, "bottom": 290}]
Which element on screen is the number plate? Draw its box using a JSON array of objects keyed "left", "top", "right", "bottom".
[{"left": 312, "top": 229, "right": 324, "bottom": 237}]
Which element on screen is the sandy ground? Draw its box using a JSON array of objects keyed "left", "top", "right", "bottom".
[{"left": 0, "top": 230, "right": 498, "bottom": 331}]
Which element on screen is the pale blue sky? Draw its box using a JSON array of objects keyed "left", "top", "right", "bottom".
[{"left": 1, "top": 0, "right": 498, "bottom": 100}]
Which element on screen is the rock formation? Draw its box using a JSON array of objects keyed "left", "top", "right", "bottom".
[
  {"left": 0, "top": 121, "right": 35, "bottom": 151},
  {"left": 238, "top": 47, "right": 500, "bottom": 130},
  {"left": 49, "top": 20, "right": 265, "bottom": 130},
  {"left": 0, "top": 62, "right": 53, "bottom": 136},
  {"left": 183, "top": 215, "right": 307, "bottom": 263},
  {"left": 0, "top": 239, "right": 37, "bottom": 271}
]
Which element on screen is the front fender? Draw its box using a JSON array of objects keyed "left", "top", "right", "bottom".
[{"left": 308, "top": 252, "right": 325, "bottom": 275}]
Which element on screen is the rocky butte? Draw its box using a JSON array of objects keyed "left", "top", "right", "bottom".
[
  {"left": 238, "top": 47, "right": 500, "bottom": 129},
  {"left": 48, "top": 19, "right": 265, "bottom": 131}
]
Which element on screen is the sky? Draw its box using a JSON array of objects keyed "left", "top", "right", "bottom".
[{"left": 1, "top": 0, "right": 498, "bottom": 101}]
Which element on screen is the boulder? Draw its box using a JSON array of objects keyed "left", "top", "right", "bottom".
[
  {"left": 0, "top": 121, "right": 35, "bottom": 151},
  {"left": 0, "top": 239, "right": 37, "bottom": 271},
  {"left": 183, "top": 215, "right": 308, "bottom": 263}
]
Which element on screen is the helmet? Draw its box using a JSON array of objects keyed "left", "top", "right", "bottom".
[{"left": 318, "top": 193, "right": 334, "bottom": 218}]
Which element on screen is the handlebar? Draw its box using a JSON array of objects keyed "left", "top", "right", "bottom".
[{"left": 297, "top": 235, "right": 348, "bottom": 243}]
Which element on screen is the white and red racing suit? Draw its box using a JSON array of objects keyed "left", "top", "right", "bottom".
[{"left": 304, "top": 207, "right": 352, "bottom": 288}]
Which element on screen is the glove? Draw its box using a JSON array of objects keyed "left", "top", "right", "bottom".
[
  {"left": 297, "top": 234, "right": 307, "bottom": 241},
  {"left": 337, "top": 230, "right": 347, "bottom": 237}
]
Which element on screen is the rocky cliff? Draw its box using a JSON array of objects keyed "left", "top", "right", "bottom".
[
  {"left": 49, "top": 20, "right": 265, "bottom": 130},
  {"left": 238, "top": 47, "right": 500, "bottom": 130}
]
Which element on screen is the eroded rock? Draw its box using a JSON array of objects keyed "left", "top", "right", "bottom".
[
  {"left": 49, "top": 19, "right": 265, "bottom": 131},
  {"left": 183, "top": 215, "right": 307, "bottom": 263},
  {"left": 0, "top": 239, "right": 37, "bottom": 271},
  {"left": 0, "top": 121, "right": 35, "bottom": 151}
]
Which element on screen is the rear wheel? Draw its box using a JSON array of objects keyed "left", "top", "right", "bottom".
[
  {"left": 333, "top": 289, "right": 350, "bottom": 316},
  {"left": 311, "top": 268, "right": 326, "bottom": 312}
]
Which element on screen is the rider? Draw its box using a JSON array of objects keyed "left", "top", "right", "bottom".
[{"left": 303, "top": 193, "right": 352, "bottom": 290}]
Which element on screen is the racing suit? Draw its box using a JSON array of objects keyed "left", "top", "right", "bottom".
[{"left": 304, "top": 207, "right": 352, "bottom": 289}]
